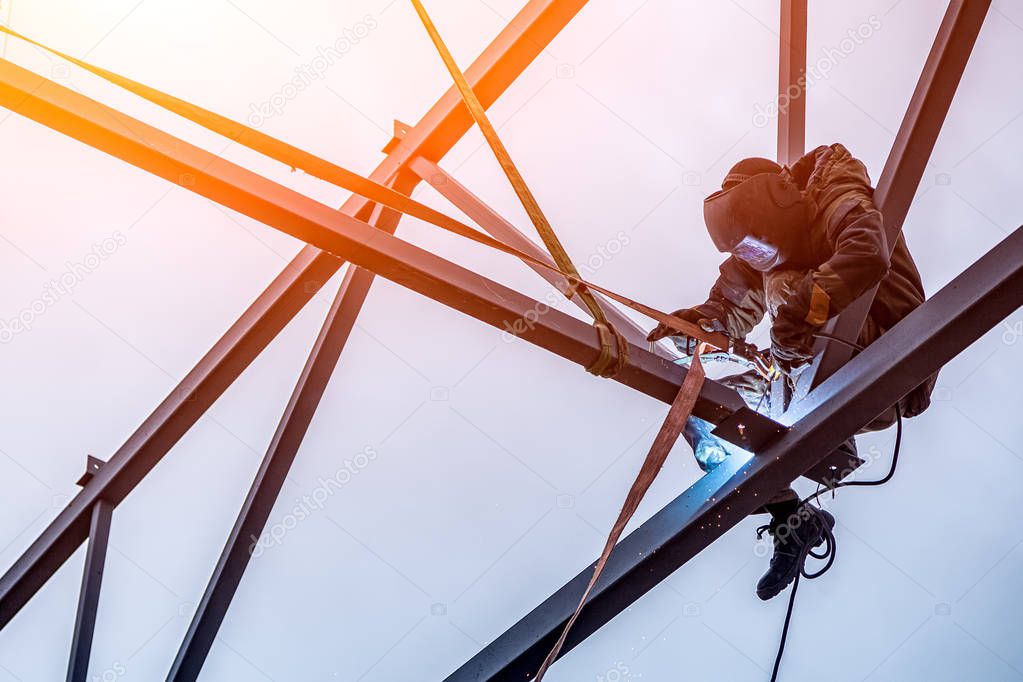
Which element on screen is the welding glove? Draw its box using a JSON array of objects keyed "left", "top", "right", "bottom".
[
  {"left": 647, "top": 308, "right": 725, "bottom": 355},
  {"left": 770, "top": 274, "right": 819, "bottom": 378},
  {"left": 770, "top": 343, "right": 813, "bottom": 379}
]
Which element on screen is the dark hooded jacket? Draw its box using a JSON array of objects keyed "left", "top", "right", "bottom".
[{"left": 694, "top": 143, "right": 934, "bottom": 420}]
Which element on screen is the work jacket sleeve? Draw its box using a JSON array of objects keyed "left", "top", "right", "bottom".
[
  {"left": 696, "top": 256, "right": 767, "bottom": 339},
  {"left": 772, "top": 197, "right": 891, "bottom": 357}
]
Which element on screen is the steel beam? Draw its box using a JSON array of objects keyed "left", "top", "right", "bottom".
[
  {"left": 407, "top": 155, "right": 666, "bottom": 356},
  {"left": 66, "top": 500, "right": 112, "bottom": 682},
  {"left": 778, "top": 0, "right": 807, "bottom": 165},
  {"left": 805, "top": 0, "right": 990, "bottom": 388},
  {"left": 0, "top": 0, "right": 589, "bottom": 627},
  {"left": 167, "top": 202, "right": 403, "bottom": 681},
  {"left": 772, "top": 0, "right": 807, "bottom": 414},
  {"left": 447, "top": 225, "right": 1023, "bottom": 680}
]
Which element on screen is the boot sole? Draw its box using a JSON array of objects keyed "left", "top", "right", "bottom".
[{"left": 756, "top": 510, "right": 835, "bottom": 601}]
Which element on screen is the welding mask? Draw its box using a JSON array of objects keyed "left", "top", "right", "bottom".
[{"left": 703, "top": 172, "right": 810, "bottom": 272}]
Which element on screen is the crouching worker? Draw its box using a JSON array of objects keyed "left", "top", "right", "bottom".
[{"left": 647, "top": 145, "right": 936, "bottom": 600}]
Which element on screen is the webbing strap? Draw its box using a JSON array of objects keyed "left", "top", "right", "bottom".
[
  {"left": 408, "top": 0, "right": 603, "bottom": 319},
  {"left": 0, "top": 25, "right": 730, "bottom": 356},
  {"left": 535, "top": 348, "right": 707, "bottom": 680},
  {"left": 407, "top": 0, "right": 628, "bottom": 376},
  {"left": 589, "top": 321, "right": 629, "bottom": 378}
]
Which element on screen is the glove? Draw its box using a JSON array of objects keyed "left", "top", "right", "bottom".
[
  {"left": 719, "top": 369, "right": 769, "bottom": 405},
  {"left": 647, "top": 307, "right": 724, "bottom": 355},
  {"left": 770, "top": 273, "right": 819, "bottom": 377},
  {"left": 770, "top": 342, "right": 812, "bottom": 378}
]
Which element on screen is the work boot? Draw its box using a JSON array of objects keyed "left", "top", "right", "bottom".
[{"left": 755, "top": 504, "right": 835, "bottom": 601}]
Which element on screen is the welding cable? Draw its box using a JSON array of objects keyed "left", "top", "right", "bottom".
[
  {"left": 768, "top": 332, "right": 904, "bottom": 681},
  {"left": 0, "top": 24, "right": 733, "bottom": 366},
  {"left": 763, "top": 508, "right": 837, "bottom": 682},
  {"left": 803, "top": 333, "right": 903, "bottom": 497}
]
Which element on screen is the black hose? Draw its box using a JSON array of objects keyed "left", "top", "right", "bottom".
[{"left": 769, "top": 333, "right": 905, "bottom": 680}]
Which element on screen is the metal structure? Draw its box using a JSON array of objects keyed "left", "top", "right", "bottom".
[{"left": 0, "top": 1, "right": 1013, "bottom": 680}]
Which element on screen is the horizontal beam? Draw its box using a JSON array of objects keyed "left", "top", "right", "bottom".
[
  {"left": 0, "top": 59, "right": 744, "bottom": 416},
  {"left": 0, "top": 0, "right": 590, "bottom": 627},
  {"left": 447, "top": 225, "right": 1023, "bottom": 679}
]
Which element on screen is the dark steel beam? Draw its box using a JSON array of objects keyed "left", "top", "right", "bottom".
[
  {"left": 772, "top": 0, "right": 808, "bottom": 439},
  {"left": 168, "top": 202, "right": 403, "bottom": 681},
  {"left": 805, "top": 0, "right": 990, "bottom": 388},
  {"left": 407, "top": 155, "right": 667, "bottom": 356},
  {"left": 66, "top": 500, "right": 112, "bottom": 682},
  {"left": 778, "top": 0, "right": 807, "bottom": 165},
  {"left": 0, "top": 0, "right": 588, "bottom": 627},
  {"left": 446, "top": 225, "right": 1023, "bottom": 680}
]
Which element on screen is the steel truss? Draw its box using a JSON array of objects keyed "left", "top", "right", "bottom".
[{"left": 0, "top": 1, "right": 1012, "bottom": 680}]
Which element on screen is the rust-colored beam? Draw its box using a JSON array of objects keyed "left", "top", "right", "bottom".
[{"left": 0, "top": 58, "right": 744, "bottom": 415}]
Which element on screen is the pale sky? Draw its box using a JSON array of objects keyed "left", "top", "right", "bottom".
[{"left": 1, "top": 1, "right": 1022, "bottom": 680}]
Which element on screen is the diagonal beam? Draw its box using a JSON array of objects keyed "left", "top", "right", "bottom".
[
  {"left": 446, "top": 225, "right": 1023, "bottom": 680},
  {"left": 0, "top": 0, "right": 590, "bottom": 627},
  {"left": 65, "top": 500, "right": 112, "bottom": 682},
  {"left": 167, "top": 201, "right": 403, "bottom": 682},
  {"left": 805, "top": 0, "right": 990, "bottom": 388},
  {"left": 407, "top": 155, "right": 666, "bottom": 355}
]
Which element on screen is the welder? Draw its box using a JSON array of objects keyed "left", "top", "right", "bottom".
[{"left": 647, "top": 145, "right": 936, "bottom": 600}]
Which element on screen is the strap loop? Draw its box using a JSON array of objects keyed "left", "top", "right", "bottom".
[{"left": 586, "top": 322, "right": 630, "bottom": 378}]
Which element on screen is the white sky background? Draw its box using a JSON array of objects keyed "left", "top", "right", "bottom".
[{"left": 1, "top": 0, "right": 1022, "bottom": 680}]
